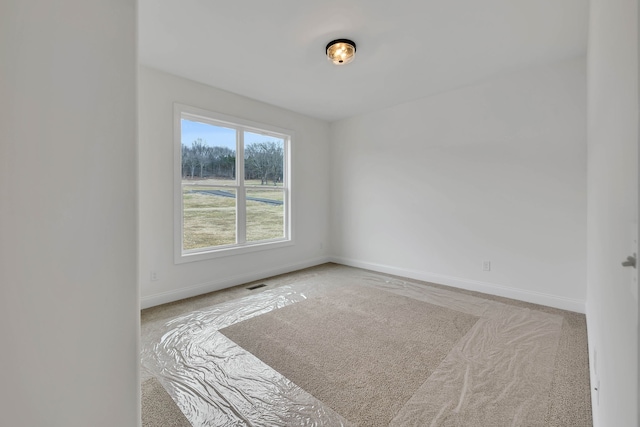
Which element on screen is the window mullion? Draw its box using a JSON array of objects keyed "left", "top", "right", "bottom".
[{"left": 236, "top": 129, "right": 246, "bottom": 244}]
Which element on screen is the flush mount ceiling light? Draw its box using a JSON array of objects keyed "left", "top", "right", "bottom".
[{"left": 326, "top": 39, "right": 356, "bottom": 65}]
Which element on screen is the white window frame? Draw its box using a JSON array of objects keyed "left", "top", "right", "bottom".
[{"left": 174, "top": 103, "right": 293, "bottom": 264}]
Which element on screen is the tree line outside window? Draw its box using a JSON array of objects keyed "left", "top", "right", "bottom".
[{"left": 181, "top": 138, "right": 284, "bottom": 185}]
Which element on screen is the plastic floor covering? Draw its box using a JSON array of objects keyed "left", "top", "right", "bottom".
[{"left": 141, "top": 268, "right": 568, "bottom": 426}]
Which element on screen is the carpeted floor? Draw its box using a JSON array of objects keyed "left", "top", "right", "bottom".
[
  {"left": 141, "top": 377, "right": 191, "bottom": 427},
  {"left": 141, "top": 263, "right": 592, "bottom": 426},
  {"left": 220, "top": 284, "right": 479, "bottom": 426}
]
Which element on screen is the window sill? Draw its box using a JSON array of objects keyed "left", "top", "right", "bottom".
[{"left": 174, "top": 238, "right": 294, "bottom": 264}]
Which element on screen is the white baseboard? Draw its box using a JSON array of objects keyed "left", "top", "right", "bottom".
[
  {"left": 140, "top": 256, "right": 330, "bottom": 309},
  {"left": 329, "top": 256, "right": 586, "bottom": 313},
  {"left": 141, "top": 254, "right": 586, "bottom": 313}
]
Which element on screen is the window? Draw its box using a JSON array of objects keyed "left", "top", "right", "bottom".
[{"left": 174, "top": 104, "right": 292, "bottom": 263}]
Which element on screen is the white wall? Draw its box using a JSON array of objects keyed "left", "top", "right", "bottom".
[
  {"left": 138, "top": 66, "right": 330, "bottom": 307},
  {"left": 330, "top": 58, "right": 587, "bottom": 312},
  {"left": 0, "top": 1, "right": 138, "bottom": 426},
  {"left": 586, "top": 0, "right": 639, "bottom": 425}
]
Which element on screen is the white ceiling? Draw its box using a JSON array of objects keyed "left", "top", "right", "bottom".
[{"left": 138, "top": 0, "right": 588, "bottom": 122}]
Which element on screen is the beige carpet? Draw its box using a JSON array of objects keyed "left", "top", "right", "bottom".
[
  {"left": 141, "top": 377, "right": 191, "bottom": 427},
  {"left": 220, "top": 284, "right": 479, "bottom": 426},
  {"left": 141, "top": 263, "right": 592, "bottom": 426}
]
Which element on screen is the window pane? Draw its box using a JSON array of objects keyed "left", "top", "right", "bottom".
[
  {"left": 244, "top": 132, "right": 284, "bottom": 186},
  {"left": 246, "top": 188, "right": 284, "bottom": 242},
  {"left": 183, "top": 186, "right": 236, "bottom": 250},
  {"left": 181, "top": 119, "right": 236, "bottom": 184},
  {"left": 175, "top": 105, "right": 291, "bottom": 261}
]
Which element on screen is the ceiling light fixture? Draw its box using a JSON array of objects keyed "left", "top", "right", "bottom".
[{"left": 326, "top": 39, "right": 356, "bottom": 65}]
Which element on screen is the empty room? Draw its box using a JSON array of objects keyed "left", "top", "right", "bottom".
[{"left": 2, "top": 1, "right": 638, "bottom": 427}]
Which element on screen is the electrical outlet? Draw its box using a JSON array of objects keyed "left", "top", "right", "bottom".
[
  {"left": 150, "top": 271, "right": 158, "bottom": 281},
  {"left": 483, "top": 261, "right": 491, "bottom": 271}
]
